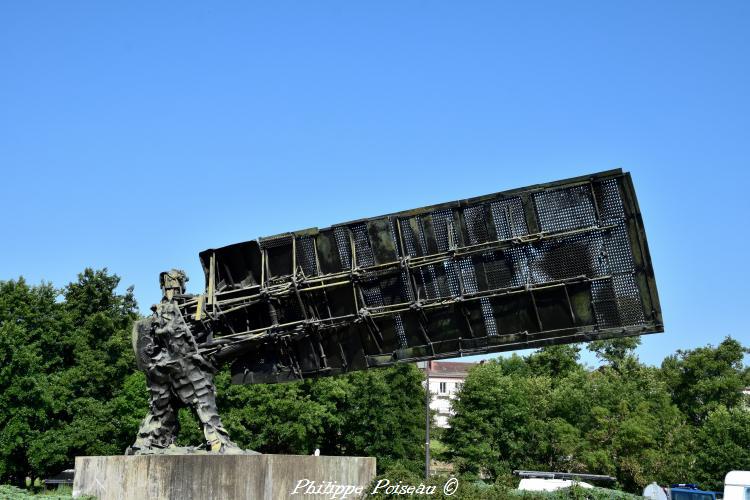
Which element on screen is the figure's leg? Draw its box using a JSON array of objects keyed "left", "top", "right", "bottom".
[
  {"left": 175, "top": 368, "right": 240, "bottom": 453},
  {"left": 194, "top": 384, "right": 238, "bottom": 453},
  {"left": 128, "top": 375, "right": 179, "bottom": 454}
]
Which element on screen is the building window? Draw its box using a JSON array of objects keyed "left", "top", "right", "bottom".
[{"left": 439, "top": 382, "right": 447, "bottom": 394}]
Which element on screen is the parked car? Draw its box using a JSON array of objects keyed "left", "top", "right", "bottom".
[{"left": 669, "top": 484, "right": 723, "bottom": 500}]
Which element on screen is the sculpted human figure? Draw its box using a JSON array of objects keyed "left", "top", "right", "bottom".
[{"left": 128, "top": 270, "right": 240, "bottom": 454}]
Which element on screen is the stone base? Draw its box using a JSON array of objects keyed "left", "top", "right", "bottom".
[{"left": 73, "top": 454, "right": 377, "bottom": 500}]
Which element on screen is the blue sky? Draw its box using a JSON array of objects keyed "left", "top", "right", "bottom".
[{"left": 1, "top": 2, "right": 748, "bottom": 366}]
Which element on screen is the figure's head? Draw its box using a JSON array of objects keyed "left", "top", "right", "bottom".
[{"left": 159, "top": 269, "right": 188, "bottom": 300}]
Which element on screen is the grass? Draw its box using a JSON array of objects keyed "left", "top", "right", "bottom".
[{"left": 0, "top": 485, "right": 95, "bottom": 499}]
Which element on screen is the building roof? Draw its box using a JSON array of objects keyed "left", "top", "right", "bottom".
[{"left": 423, "top": 361, "right": 477, "bottom": 378}]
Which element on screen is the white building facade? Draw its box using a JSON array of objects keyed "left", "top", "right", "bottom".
[{"left": 421, "top": 361, "right": 477, "bottom": 428}]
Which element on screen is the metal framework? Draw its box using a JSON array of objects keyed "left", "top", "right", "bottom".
[{"left": 171, "top": 169, "right": 662, "bottom": 384}]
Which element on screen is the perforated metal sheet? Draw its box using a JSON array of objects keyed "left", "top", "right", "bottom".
[{"left": 193, "top": 169, "right": 662, "bottom": 384}]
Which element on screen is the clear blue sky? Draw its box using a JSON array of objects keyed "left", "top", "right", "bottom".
[{"left": 1, "top": 2, "right": 748, "bottom": 366}]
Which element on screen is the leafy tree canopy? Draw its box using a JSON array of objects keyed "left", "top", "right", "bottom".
[
  {"left": 661, "top": 337, "right": 749, "bottom": 424},
  {"left": 0, "top": 270, "right": 138, "bottom": 486},
  {"left": 445, "top": 337, "right": 747, "bottom": 493}
]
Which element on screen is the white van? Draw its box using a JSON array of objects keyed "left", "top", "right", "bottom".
[{"left": 723, "top": 471, "right": 750, "bottom": 500}]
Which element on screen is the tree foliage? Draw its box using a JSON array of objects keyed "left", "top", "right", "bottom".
[
  {"left": 693, "top": 405, "right": 750, "bottom": 491},
  {"left": 180, "top": 363, "right": 426, "bottom": 472},
  {"left": 445, "top": 339, "right": 748, "bottom": 493},
  {"left": 661, "top": 337, "right": 749, "bottom": 424},
  {"left": 1, "top": 270, "right": 747, "bottom": 494},
  {"left": 0, "top": 269, "right": 427, "bottom": 485},
  {"left": 0, "top": 270, "right": 139, "bottom": 486}
]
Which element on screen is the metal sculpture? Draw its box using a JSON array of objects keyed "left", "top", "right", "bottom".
[
  {"left": 129, "top": 169, "right": 663, "bottom": 454},
  {"left": 128, "top": 271, "right": 241, "bottom": 454}
]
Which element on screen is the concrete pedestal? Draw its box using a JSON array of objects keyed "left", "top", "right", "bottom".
[{"left": 73, "top": 454, "right": 376, "bottom": 500}]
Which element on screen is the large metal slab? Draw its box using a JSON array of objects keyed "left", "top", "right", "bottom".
[{"left": 184, "top": 169, "right": 662, "bottom": 384}]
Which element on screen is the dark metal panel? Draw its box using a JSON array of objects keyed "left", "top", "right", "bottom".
[
  {"left": 315, "top": 229, "right": 343, "bottom": 274},
  {"left": 192, "top": 169, "right": 663, "bottom": 385}
]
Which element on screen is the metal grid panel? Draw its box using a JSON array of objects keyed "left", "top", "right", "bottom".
[
  {"left": 400, "top": 218, "right": 420, "bottom": 257},
  {"left": 591, "top": 279, "right": 619, "bottom": 328},
  {"left": 481, "top": 253, "right": 514, "bottom": 290},
  {"left": 359, "top": 278, "right": 384, "bottom": 308},
  {"left": 414, "top": 217, "right": 441, "bottom": 299},
  {"left": 394, "top": 314, "right": 408, "bottom": 348},
  {"left": 388, "top": 217, "right": 401, "bottom": 258},
  {"left": 595, "top": 178, "right": 626, "bottom": 222},
  {"left": 458, "top": 257, "right": 478, "bottom": 294},
  {"left": 603, "top": 225, "right": 635, "bottom": 274},
  {"left": 431, "top": 209, "right": 455, "bottom": 251},
  {"left": 351, "top": 223, "right": 375, "bottom": 268},
  {"left": 528, "top": 233, "right": 606, "bottom": 283},
  {"left": 506, "top": 246, "right": 530, "bottom": 287},
  {"left": 464, "top": 204, "right": 490, "bottom": 244},
  {"left": 490, "top": 198, "right": 528, "bottom": 239},
  {"left": 458, "top": 256, "right": 498, "bottom": 336},
  {"left": 259, "top": 233, "right": 292, "bottom": 249},
  {"left": 534, "top": 184, "right": 597, "bottom": 233},
  {"left": 612, "top": 274, "right": 645, "bottom": 325},
  {"left": 295, "top": 236, "right": 318, "bottom": 277},
  {"left": 333, "top": 226, "right": 351, "bottom": 269},
  {"left": 444, "top": 260, "right": 461, "bottom": 295}
]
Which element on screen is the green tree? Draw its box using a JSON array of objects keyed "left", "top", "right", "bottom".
[
  {"left": 570, "top": 366, "right": 693, "bottom": 491},
  {"left": 587, "top": 337, "right": 641, "bottom": 372},
  {"left": 0, "top": 278, "right": 65, "bottom": 486},
  {"left": 446, "top": 349, "right": 695, "bottom": 493},
  {"left": 527, "top": 345, "right": 583, "bottom": 380},
  {"left": 187, "top": 362, "right": 426, "bottom": 473},
  {"left": 216, "top": 370, "right": 330, "bottom": 454},
  {"left": 694, "top": 405, "right": 750, "bottom": 491},
  {"left": 0, "top": 270, "right": 141, "bottom": 485},
  {"left": 337, "top": 363, "right": 425, "bottom": 472},
  {"left": 661, "top": 337, "right": 749, "bottom": 424},
  {"left": 444, "top": 361, "right": 554, "bottom": 480}
]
